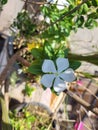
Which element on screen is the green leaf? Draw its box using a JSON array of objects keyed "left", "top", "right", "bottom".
[
  {"left": 82, "top": 3, "right": 89, "bottom": 14},
  {"left": 69, "top": 60, "right": 81, "bottom": 70},
  {"left": 64, "top": 28, "right": 70, "bottom": 36},
  {"left": 12, "top": 10, "right": 36, "bottom": 38},
  {"left": 92, "top": 0, "right": 98, "bottom": 6},
  {"left": 86, "top": 1, "right": 92, "bottom": 7},
  {"left": 41, "top": 5, "right": 49, "bottom": 16},
  {"left": 76, "top": 15, "right": 84, "bottom": 27},
  {"left": 85, "top": 17, "right": 98, "bottom": 29},
  {"left": 96, "top": 8, "right": 98, "bottom": 13},
  {"left": 50, "top": 13, "right": 59, "bottom": 22},
  {"left": 27, "top": 116, "right": 36, "bottom": 123},
  {"left": 28, "top": 60, "right": 43, "bottom": 75},
  {"left": 78, "top": 5, "right": 83, "bottom": 14},
  {"left": 64, "top": 48, "right": 70, "bottom": 57},
  {"left": 44, "top": 42, "right": 54, "bottom": 58},
  {"left": 24, "top": 84, "right": 35, "bottom": 96},
  {"left": 1, "top": 0, "right": 7, "bottom": 5},
  {"left": 31, "top": 48, "right": 43, "bottom": 59},
  {"left": 88, "top": 12, "right": 98, "bottom": 19},
  {"left": 56, "top": 50, "right": 65, "bottom": 58}
]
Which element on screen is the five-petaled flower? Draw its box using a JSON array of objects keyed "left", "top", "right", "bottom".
[{"left": 41, "top": 58, "right": 76, "bottom": 93}]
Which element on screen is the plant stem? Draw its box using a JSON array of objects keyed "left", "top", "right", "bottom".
[
  {"left": 68, "top": 53, "right": 98, "bottom": 66},
  {"left": 0, "top": 93, "right": 12, "bottom": 130}
]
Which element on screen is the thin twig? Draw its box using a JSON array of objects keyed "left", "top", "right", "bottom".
[
  {"left": 83, "top": 86, "right": 98, "bottom": 100},
  {"left": 66, "top": 90, "right": 98, "bottom": 115},
  {"left": 22, "top": 0, "right": 47, "bottom": 5},
  {"left": 22, "top": 0, "right": 67, "bottom": 6},
  {"left": 81, "top": 106, "right": 96, "bottom": 130},
  {"left": 51, "top": 0, "right": 89, "bottom": 26}
]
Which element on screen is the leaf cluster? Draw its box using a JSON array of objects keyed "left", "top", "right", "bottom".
[
  {"left": 10, "top": 104, "right": 52, "bottom": 130},
  {"left": 28, "top": 43, "right": 81, "bottom": 75},
  {"left": 41, "top": 0, "right": 98, "bottom": 41},
  {"left": 11, "top": 0, "right": 98, "bottom": 75},
  {"left": 12, "top": 10, "right": 36, "bottom": 38}
]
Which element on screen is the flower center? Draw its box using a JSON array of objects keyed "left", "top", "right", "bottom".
[{"left": 55, "top": 72, "right": 59, "bottom": 76}]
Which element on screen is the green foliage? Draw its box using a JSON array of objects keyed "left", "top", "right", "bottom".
[
  {"left": 10, "top": 104, "right": 52, "bottom": 130},
  {"left": 23, "top": 83, "right": 35, "bottom": 96},
  {"left": 78, "top": 3, "right": 89, "bottom": 14},
  {"left": 69, "top": 60, "right": 81, "bottom": 70},
  {"left": 11, "top": 0, "right": 98, "bottom": 42},
  {"left": 31, "top": 48, "right": 47, "bottom": 59},
  {"left": 1, "top": 1, "right": 98, "bottom": 130},
  {"left": 12, "top": 10, "right": 36, "bottom": 38},
  {"left": 64, "top": 48, "right": 70, "bottom": 57},
  {"left": 28, "top": 41, "right": 70, "bottom": 75},
  {"left": 85, "top": 17, "right": 98, "bottom": 29},
  {"left": 28, "top": 60, "right": 43, "bottom": 75},
  {"left": 82, "top": 3, "right": 89, "bottom": 14},
  {"left": 75, "top": 15, "right": 84, "bottom": 27},
  {"left": 10, "top": 109, "right": 36, "bottom": 130},
  {"left": 28, "top": 43, "right": 54, "bottom": 75},
  {"left": 40, "top": 2, "right": 97, "bottom": 47},
  {"left": 10, "top": 0, "right": 98, "bottom": 76},
  {"left": 92, "top": 0, "right": 98, "bottom": 6}
]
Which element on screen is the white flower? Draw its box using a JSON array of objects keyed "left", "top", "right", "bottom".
[{"left": 41, "top": 58, "right": 75, "bottom": 93}]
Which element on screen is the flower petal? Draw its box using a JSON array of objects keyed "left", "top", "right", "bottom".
[
  {"left": 41, "top": 74, "right": 55, "bottom": 88},
  {"left": 53, "top": 77, "right": 67, "bottom": 93},
  {"left": 56, "top": 58, "right": 69, "bottom": 73},
  {"left": 42, "top": 59, "right": 56, "bottom": 73},
  {"left": 59, "top": 68, "right": 76, "bottom": 82}
]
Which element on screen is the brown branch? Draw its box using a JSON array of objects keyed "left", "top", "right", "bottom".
[
  {"left": 22, "top": 0, "right": 66, "bottom": 6},
  {"left": 0, "top": 48, "right": 30, "bottom": 86},
  {"left": 22, "top": 0, "right": 46, "bottom": 5},
  {"left": 66, "top": 91, "right": 98, "bottom": 115},
  {"left": 0, "top": 51, "right": 19, "bottom": 85},
  {"left": 17, "top": 56, "right": 30, "bottom": 67}
]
